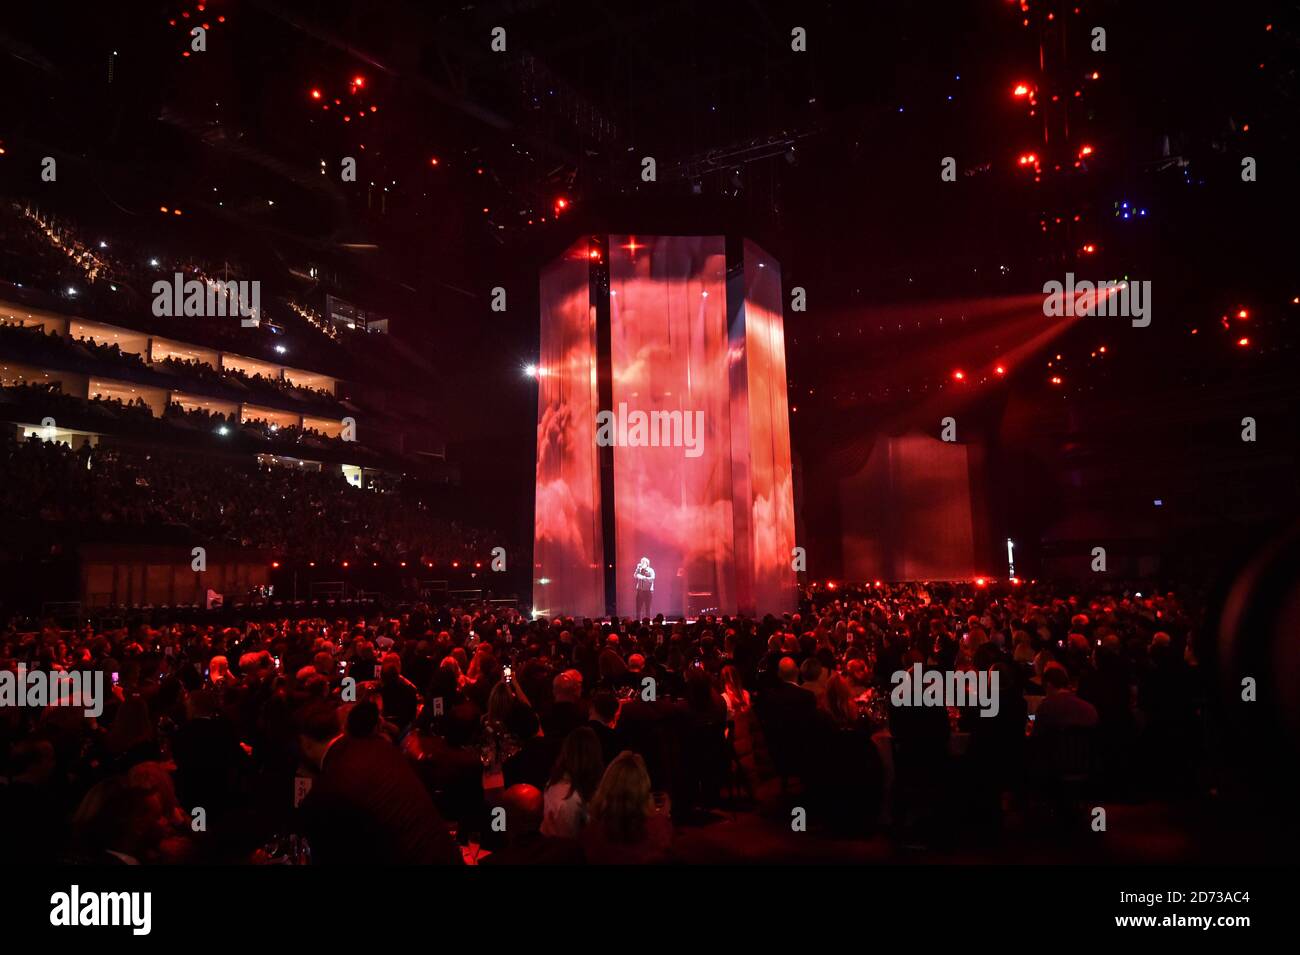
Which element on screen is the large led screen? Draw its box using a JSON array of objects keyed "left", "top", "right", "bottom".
[
  {"left": 533, "top": 239, "right": 605, "bottom": 618},
  {"left": 608, "top": 235, "right": 733, "bottom": 618}
]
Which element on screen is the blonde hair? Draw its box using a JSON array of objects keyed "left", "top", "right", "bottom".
[{"left": 590, "top": 751, "right": 653, "bottom": 844}]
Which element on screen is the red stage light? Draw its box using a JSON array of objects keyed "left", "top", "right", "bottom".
[
  {"left": 1237, "top": 308, "right": 1249, "bottom": 320},
  {"left": 310, "top": 89, "right": 322, "bottom": 100},
  {"left": 1017, "top": 152, "right": 1037, "bottom": 166},
  {"left": 452, "top": 561, "right": 460, "bottom": 568},
  {"left": 342, "top": 561, "right": 349, "bottom": 568},
  {"left": 1079, "top": 144, "right": 1094, "bottom": 157},
  {"left": 1012, "top": 83, "right": 1031, "bottom": 97},
  {"left": 995, "top": 365, "right": 1006, "bottom": 375},
  {"left": 429, "top": 157, "right": 439, "bottom": 166},
  {"left": 352, "top": 76, "right": 365, "bottom": 88},
  {"left": 271, "top": 561, "right": 280, "bottom": 569},
  {"left": 1050, "top": 375, "right": 1063, "bottom": 385},
  {"left": 589, "top": 249, "right": 600, "bottom": 259},
  {"left": 952, "top": 369, "right": 966, "bottom": 381},
  {"left": 1081, "top": 243, "right": 1096, "bottom": 254},
  {"left": 1237, "top": 337, "right": 1250, "bottom": 347},
  {"left": 974, "top": 577, "right": 987, "bottom": 587},
  {"left": 555, "top": 198, "right": 568, "bottom": 209}
]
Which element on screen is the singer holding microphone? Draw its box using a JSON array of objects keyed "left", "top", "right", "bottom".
[{"left": 634, "top": 556, "right": 655, "bottom": 619}]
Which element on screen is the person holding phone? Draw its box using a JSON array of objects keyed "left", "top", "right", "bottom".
[{"left": 634, "top": 557, "right": 655, "bottom": 619}]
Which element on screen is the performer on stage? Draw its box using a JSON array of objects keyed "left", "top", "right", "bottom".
[{"left": 634, "top": 557, "right": 655, "bottom": 619}]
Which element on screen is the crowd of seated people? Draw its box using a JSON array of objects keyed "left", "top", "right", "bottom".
[
  {"left": 0, "top": 580, "right": 1207, "bottom": 865},
  {"left": 2, "top": 203, "right": 360, "bottom": 355},
  {"left": 0, "top": 430, "right": 492, "bottom": 563},
  {"left": 1, "top": 381, "right": 358, "bottom": 461},
  {"left": 0, "top": 321, "right": 150, "bottom": 375},
  {"left": 2, "top": 320, "right": 338, "bottom": 422}
]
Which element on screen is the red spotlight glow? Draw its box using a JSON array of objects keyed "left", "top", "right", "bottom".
[
  {"left": 1050, "top": 375, "right": 1063, "bottom": 385},
  {"left": 952, "top": 369, "right": 966, "bottom": 381},
  {"left": 1081, "top": 243, "right": 1097, "bottom": 254},
  {"left": 271, "top": 561, "right": 280, "bottom": 569},
  {"left": 1237, "top": 337, "right": 1251, "bottom": 347},
  {"left": 1017, "top": 152, "right": 1038, "bottom": 166},
  {"left": 1237, "top": 308, "right": 1249, "bottom": 320},
  {"left": 1079, "top": 144, "right": 1095, "bottom": 157},
  {"left": 429, "top": 157, "right": 439, "bottom": 166},
  {"left": 310, "top": 88, "right": 322, "bottom": 100},
  {"left": 974, "top": 577, "right": 987, "bottom": 587},
  {"left": 1012, "top": 83, "right": 1031, "bottom": 97},
  {"left": 352, "top": 76, "right": 365, "bottom": 88},
  {"left": 995, "top": 364, "right": 1006, "bottom": 376}
]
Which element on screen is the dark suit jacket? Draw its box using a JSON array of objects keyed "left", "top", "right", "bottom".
[{"left": 300, "top": 734, "right": 462, "bottom": 864}]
